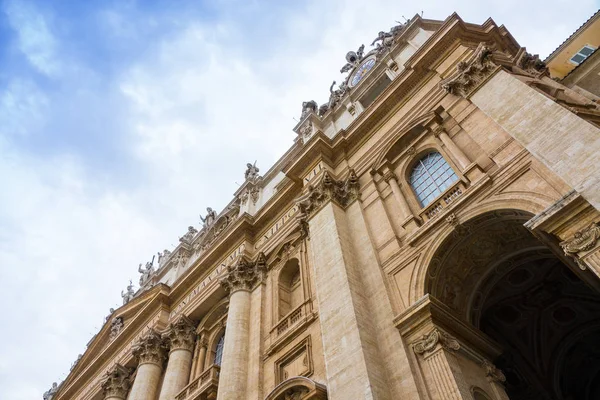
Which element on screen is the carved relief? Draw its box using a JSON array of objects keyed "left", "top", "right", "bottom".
[
  {"left": 482, "top": 360, "right": 506, "bottom": 383},
  {"left": 131, "top": 329, "right": 168, "bottom": 366},
  {"left": 219, "top": 253, "right": 267, "bottom": 294},
  {"left": 559, "top": 222, "right": 600, "bottom": 256},
  {"left": 101, "top": 364, "right": 131, "bottom": 399},
  {"left": 413, "top": 329, "right": 460, "bottom": 355},
  {"left": 441, "top": 45, "right": 497, "bottom": 97},
  {"left": 109, "top": 317, "right": 124, "bottom": 340},
  {"left": 516, "top": 51, "right": 546, "bottom": 75},
  {"left": 296, "top": 170, "right": 360, "bottom": 218},
  {"left": 163, "top": 315, "right": 196, "bottom": 352}
]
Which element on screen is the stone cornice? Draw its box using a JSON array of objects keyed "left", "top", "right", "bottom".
[
  {"left": 162, "top": 315, "right": 196, "bottom": 353},
  {"left": 220, "top": 253, "right": 267, "bottom": 295},
  {"left": 100, "top": 364, "right": 131, "bottom": 399},
  {"left": 296, "top": 169, "right": 360, "bottom": 220},
  {"left": 131, "top": 329, "right": 168, "bottom": 366}
]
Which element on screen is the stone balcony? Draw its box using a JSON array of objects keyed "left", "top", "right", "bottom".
[
  {"left": 175, "top": 364, "right": 220, "bottom": 400},
  {"left": 265, "top": 300, "right": 317, "bottom": 356}
]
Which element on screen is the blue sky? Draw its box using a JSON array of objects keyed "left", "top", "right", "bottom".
[{"left": 0, "top": 0, "right": 598, "bottom": 398}]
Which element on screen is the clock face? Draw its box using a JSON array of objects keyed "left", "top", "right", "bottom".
[{"left": 351, "top": 58, "right": 376, "bottom": 87}]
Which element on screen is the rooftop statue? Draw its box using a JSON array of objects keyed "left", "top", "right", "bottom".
[
  {"left": 43, "top": 382, "right": 58, "bottom": 400},
  {"left": 340, "top": 44, "right": 365, "bottom": 73},
  {"left": 157, "top": 249, "right": 171, "bottom": 266},
  {"left": 200, "top": 207, "right": 217, "bottom": 228},
  {"left": 179, "top": 226, "right": 198, "bottom": 244},
  {"left": 138, "top": 257, "right": 155, "bottom": 287},
  {"left": 245, "top": 162, "right": 260, "bottom": 181},
  {"left": 121, "top": 280, "right": 135, "bottom": 305},
  {"left": 300, "top": 100, "right": 318, "bottom": 119}
]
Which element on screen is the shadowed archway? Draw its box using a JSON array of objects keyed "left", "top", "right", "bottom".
[{"left": 426, "top": 209, "right": 600, "bottom": 400}]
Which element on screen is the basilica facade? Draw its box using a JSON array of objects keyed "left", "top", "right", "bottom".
[{"left": 47, "top": 12, "right": 600, "bottom": 400}]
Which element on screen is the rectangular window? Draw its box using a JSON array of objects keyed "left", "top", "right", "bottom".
[{"left": 570, "top": 45, "right": 596, "bottom": 65}]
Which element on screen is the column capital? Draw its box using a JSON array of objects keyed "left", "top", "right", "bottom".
[
  {"left": 219, "top": 253, "right": 267, "bottom": 295},
  {"left": 101, "top": 364, "right": 131, "bottom": 400},
  {"left": 163, "top": 315, "right": 196, "bottom": 352},
  {"left": 559, "top": 221, "right": 600, "bottom": 270},
  {"left": 296, "top": 169, "right": 360, "bottom": 219},
  {"left": 482, "top": 360, "right": 506, "bottom": 383},
  {"left": 412, "top": 328, "right": 460, "bottom": 356},
  {"left": 383, "top": 171, "right": 398, "bottom": 184},
  {"left": 132, "top": 329, "right": 168, "bottom": 366}
]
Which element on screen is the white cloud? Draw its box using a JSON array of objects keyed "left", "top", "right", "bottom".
[
  {"left": 3, "top": 0, "right": 62, "bottom": 77},
  {"left": 0, "top": 1, "right": 598, "bottom": 398}
]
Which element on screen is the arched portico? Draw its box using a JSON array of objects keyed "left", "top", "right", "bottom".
[{"left": 399, "top": 207, "right": 600, "bottom": 400}]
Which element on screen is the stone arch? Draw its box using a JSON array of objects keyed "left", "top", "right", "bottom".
[
  {"left": 409, "top": 197, "right": 550, "bottom": 305},
  {"left": 471, "top": 386, "right": 493, "bottom": 400},
  {"left": 413, "top": 203, "right": 600, "bottom": 399},
  {"left": 264, "top": 376, "right": 328, "bottom": 400}
]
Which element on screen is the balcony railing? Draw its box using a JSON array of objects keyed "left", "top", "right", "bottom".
[
  {"left": 419, "top": 181, "right": 466, "bottom": 222},
  {"left": 175, "top": 364, "right": 220, "bottom": 400},
  {"left": 273, "top": 302, "right": 309, "bottom": 338}
]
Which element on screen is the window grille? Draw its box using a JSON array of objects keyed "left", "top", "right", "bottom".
[
  {"left": 214, "top": 334, "right": 225, "bottom": 366},
  {"left": 410, "top": 152, "right": 459, "bottom": 207}
]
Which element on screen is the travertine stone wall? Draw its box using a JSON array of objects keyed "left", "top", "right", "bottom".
[
  {"left": 471, "top": 70, "right": 600, "bottom": 210},
  {"left": 308, "top": 201, "right": 390, "bottom": 400}
]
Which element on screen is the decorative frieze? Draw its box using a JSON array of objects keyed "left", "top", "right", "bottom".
[
  {"left": 296, "top": 170, "right": 360, "bottom": 218},
  {"left": 441, "top": 45, "right": 497, "bottom": 98},
  {"left": 560, "top": 222, "right": 600, "bottom": 270},
  {"left": 132, "top": 329, "right": 168, "bottom": 366},
  {"left": 413, "top": 328, "right": 460, "bottom": 356},
  {"left": 163, "top": 315, "right": 196, "bottom": 352},
  {"left": 101, "top": 364, "right": 131, "bottom": 399},
  {"left": 219, "top": 253, "right": 267, "bottom": 294}
]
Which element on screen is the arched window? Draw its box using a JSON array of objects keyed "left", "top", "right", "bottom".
[
  {"left": 214, "top": 333, "right": 225, "bottom": 366},
  {"left": 410, "top": 151, "right": 458, "bottom": 207}
]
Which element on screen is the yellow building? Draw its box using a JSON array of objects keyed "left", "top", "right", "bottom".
[{"left": 46, "top": 12, "right": 600, "bottom": 400}]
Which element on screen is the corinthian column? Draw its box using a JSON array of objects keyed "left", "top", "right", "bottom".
[
  {"left": 216, "top": 254, "right": 266, "bottom": 400},
  {"left": 101, "top": 364, "right": 131, "bottom": 400},
  {"left": 159, "top": 315, "right": 196, "bottom": 400},
  {"left": 129, "top": 329, "right": 168, "bottom": 400}
]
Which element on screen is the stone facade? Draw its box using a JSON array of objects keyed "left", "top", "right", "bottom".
[{"left": 50, "top": 12, "right": 600, "bottom": 400}]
